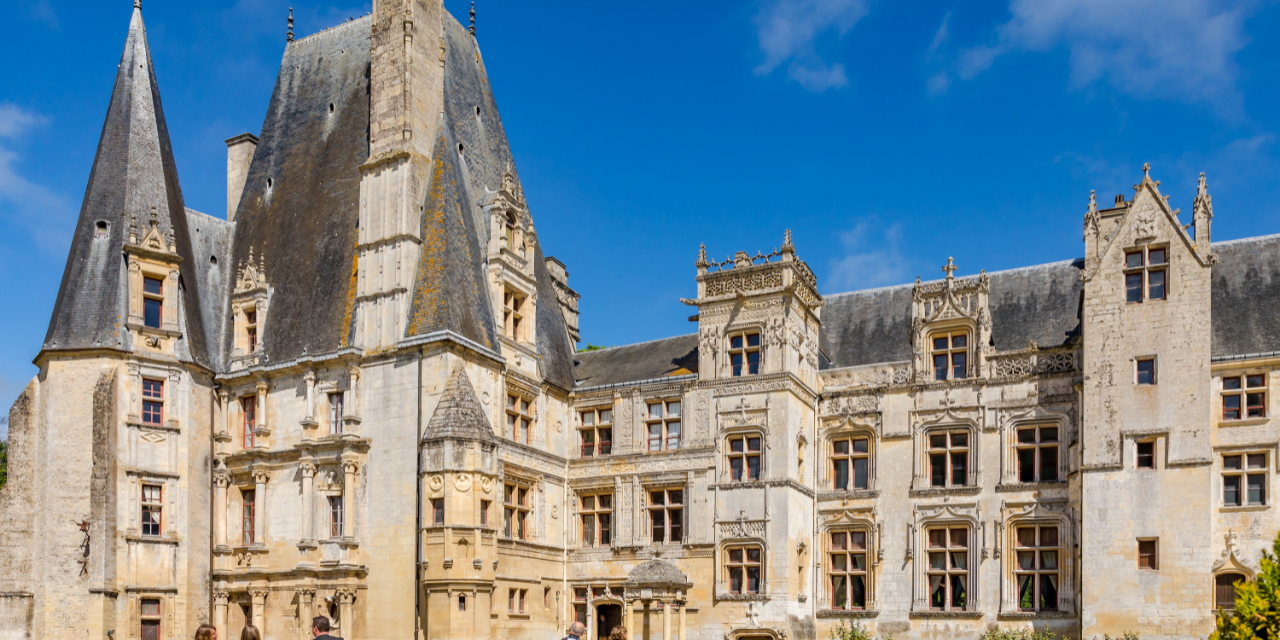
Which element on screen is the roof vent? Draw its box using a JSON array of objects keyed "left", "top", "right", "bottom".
[
  {"left": 95, "top": 220, "right": 108, "bottom": 238},
  {"left": 329, "top": 102, "right": 335, "bottom": 113},
  {"left": 1115, "top": 194, "right": 1126, "bottom": 205},
  {"left": 267, "top": 178, "right": 274, "bottom": 189},
  {"left": 210, "top": 255, "right": 218, "bottom": 266}
]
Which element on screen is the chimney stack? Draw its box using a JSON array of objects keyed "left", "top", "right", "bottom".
[{"left": 225, "top": 133, "right": 259, "bottom": 221}]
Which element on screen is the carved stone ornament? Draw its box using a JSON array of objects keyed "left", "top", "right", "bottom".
[
  {"left": 1132, "top": 198, "right": 1159, "bottom": 240},
  {"left": 551, "top": 505, "right": 559, "bottom": 519},
  {"left": 235, "top": 248, "right": 268, "bottom": 294},
  {"left": 454, "top": 473, "right": 472, "bottom": 492},
  {"left": 429, "top": 475, "right": 444, "bottom": 493},
  {"left": 1211, "top": 529, "right": 1255, "bottom": 578},
  {"left": 481, "top": 477, "right": 493, "bottom": 494}
]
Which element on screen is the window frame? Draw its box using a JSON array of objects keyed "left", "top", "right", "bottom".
[
  {"left": 578, "top": 407, "right": 613, "bottom": 458},
  {"left": 579, "top": 492, "right": 613, "bottom": 548},
  {"left": 1137, "top": 539, "right": 1159, "bottom": 571},
  {"left": 142, "top": 276, "right": 164, "bottom": 329},
  {"left": 140, "top": 598, "right": 162, "bottom": 640},
  {"left": 142, "top": 378, "right": 165, "bottom": 426},
  {"left": 329, "top": 495, "right": 344, "bottom": 538},
  {"left": 727, "top": 433, "right": 764, "bottom": 482},
  {"left": 728, "top": 330, "right": 762, "bottom": 377},
  {"left": 503, "top": 287, "right": 527, "bottom": 341},
  {"left": 244, "top": 308, "right": 258, "bottom": 353},
  {"left": 503, "top": 483, "right": 531, "bottom": 541},
  {"left": 432, "top": 498, "right": 445, "bottom": 526},
  {"left": 1216, "top": 573, "right": 1246, "bottom": 610},
  {"left": 647, "top": 487, "right": 685, "bottom": 545},
  {"left": 1222, "top": 374, "right": 1268, "bottom": 421},
  {"left": 831, "top": 435, "right": 871, "bottom": 491},
  {"left": 925, "top": 525, "right": 972, "bottom": 612},
  {"left": 1136, "top": 440, "right": 1157, "bottom": 470},
  {"left": 241, "top": 396, "right": 256, "bottom": 449},
  {"left": 328, "top": 391, "right": 345, "bottom": 435},
  {"left": 1013, "top": 524, "right": 1061, "bottom": 612},
  {"left": 724, "top": 544, "right": 764, "bottom": 595},
  {"left": 929, "top": 330, "right": 970, "bottom": 381},
  {"left": 827, "top": 529, "right": 869, "bottom": 611},
  {"left": 141, "top": 484, "right": 163, "bottom": 537},
  {"left": 645, "top": 399, "right": 682, "bottom": 452},
  {"left": 241, "top": 488, "right": 256, "bottom": 546},
  {"left": 1222, "top": 452, "right": 1268, "bottom": 507},
  {"left": 505, "top": 393, "right": 535, "bottom": 445},
  {"left": 1014, "top": 424, "right": 1060, "bottom": 484},
  {"left": 1123, "top": 245, "right": 1169, "bottom": 304},
  {"left": 1136, "top": 357, "right": 1157, "bottom": 385},
  {"left": 927, "top": 429, "right": 971, "bottom": 488}
]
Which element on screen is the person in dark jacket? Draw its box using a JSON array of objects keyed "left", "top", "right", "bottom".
[{"left": 311, "top": 616, "right": 343, "bottom": 640}]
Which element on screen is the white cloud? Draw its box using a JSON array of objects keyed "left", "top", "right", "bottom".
[
  {"left": 928, "top": 12, "right": 951, "bottom": 54},
  {"left": 0, "top": 104, "right": 74, "bottom": 253},
  {"left": 825, "top": 217, "right": 916, "bottom": 292},
  {"left": 753, "top": 0, "right": 869, "bottom": 92},
  {"left": 955, "top": 0, "right": 1254, "bottom": 113}
]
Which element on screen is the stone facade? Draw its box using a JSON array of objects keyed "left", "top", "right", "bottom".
[{"left": 3, "top": 5, "right": 1280, "bottom": 640}]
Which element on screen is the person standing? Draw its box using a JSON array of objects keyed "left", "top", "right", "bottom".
[
  {"left": 311, "top": 616, "right": 343, "bottom": 640},
  {"left": 239, "top": 625, "right": 261, "bottom": 640},
  {"left": 194, "top": 624, "right": 216, "bottom": 640},
  {"left": 563, "top": 621, "right": 587, "bottom": 640}
]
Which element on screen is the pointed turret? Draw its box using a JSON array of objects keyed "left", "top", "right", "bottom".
[
  {"left": 423, "top": 365, "right": 495, "bottom": 443},
  {"left": 42, "top": 3, "right": 212, "bottom": 364}
]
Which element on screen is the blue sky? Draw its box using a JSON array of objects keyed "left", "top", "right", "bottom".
[{"left": 2, "top": 0, "right": 1279, "bottom": 436}]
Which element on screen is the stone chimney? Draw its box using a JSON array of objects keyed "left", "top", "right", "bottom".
[{"left": 225, "top": 133, "right": 258, "bottom": 221}]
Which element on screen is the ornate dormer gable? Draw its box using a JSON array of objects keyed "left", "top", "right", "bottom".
[
  {"left": 123, "top": 205, "right": 184, "bottom": 355},
  {"left": 1083, "top": 163, "right": 1215, "bottom": 283},
  {"left": 1211, "top": 529, "right": 1256, "bottom": 579},
  {"left": 230, "top": 248, "right": 271, "bottom": 370},
  {"left": 687, "top": 231, "right": 823, "bottom": 385},
  {"left": 484, "top": 165, "right": 539, "bottom": 372},
  {"left": 910, "top": 258, "right": 991, "bottom": 383}
]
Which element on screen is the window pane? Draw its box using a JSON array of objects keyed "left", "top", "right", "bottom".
[
  {"left": 144, "top": 297, "right": 162, "bottom": 328},
  {"left": 669, "top": 509, "right": 682, "bottom": 541},
  {"left": 831, "top": 532, "right": 847, "bottom": 549},
  {"left": 731, "top": 457, "right": 744, "bottom": 482},
  {"left": 831, "top": 553, "right": 847, "bottom": 572},
  {"left": 850, "top": 531, "right": 866, "bottom": 549},
  {"left": 582, "top": 515, "right": 595, "bottom": 545},
  {"left": 730, "top": 438, "right": 744, "bottom": 453},
  {"left": 928, "top": 529, "right": 946, "bottom": 548},
  {"left": 1041, "top": 447, "right": 1058, "bottom": 482},
  {"left": 832, "top": 576, "right": 847, "bottom": 609},
  {"left": 141, "top": 621, "right": 160, "bottom": 640},
  {"left": 649, "top": 424, "right": 662, "bottom": 452},
  {"left": 1126, "top": 272, "right": 1143, "bottom": 303},
  {"left": 747, "top": 334, "right": 760, "bottom": 348},
  {"left": 1247, "top": 375, "right": 1266, "bottom": 389},
  {"left": 1137, "top": 359, "right": 1155, "bottom": 385},
  {"left": 747, "top": 456, "right": 761, "bottom": 480},
  {"left": 1018, "top": 575, "right": 1034, "bottom": 611},
  {"left": 949, "top": 528, "right": 968, "bottom": 548},
  {"left": 1148, "top": 248, "right": 1166, "bottom": 265},
  {"left": 950, "top": 551, "right": 967, "bottom": 570},
  {"left": 1249, "top": 454, "right": 1268, "bottom": 469},
  {"left": 1149, "top": 269, "right": 1166, "bottom": 300},
  {"left": 1225, "top": 377, "right": 1243, "bottom": 390},
  {"left": 1017, "top": 550, "right": 1035, "bottom": 570},
  {"left": 1248, "top": 474, "right": 1265, "bottom": 505},
  {"left": 951, "top": 334, "right": 967, "bottom": 348},
  {"left": 833, "top": 457, "right": 849, "bottom": 489},
  {"left": 1040, "top": 574, "right": 1059, "bottom": 610},
  {"left": 929, "top": 551, "right": 946, "bottom": 570},
  {"left": 1224, "top": 475, "right": 1241, "bottom": 506},
  {"left": 668, "top": 401, "right": 681, "bottom": 416},
  {"left": 1040, "top": 550, "right": 1058, "bottom": 570},
  {"left": 748, "top": 437, "right": 761, "bottom": 452},
  {"left": 667, "top": 421, "right": 681, "bottom": 449},
  {"left": 1247, "top": 393, "right": 1266, "bottom": 417},
  {"left": 1225, "top": 394, "right": 1241, "bottom": 419},
  {"left": 929, "top": 434, "right": 946, "bottom": 449},
  {"left": 649, "top": 403, "right": 663, "bottom": 418},
  {"left": 1018, "top": 449, "right": 1036, "bottom": 483},
  {"left": 950, "top": 575, "right": 967, "bottom": 609},
  {"left": 1126, "top": 252, "right": 1144, "bottom": 269},
  {"left": 850, "top": 575, "right": 866, "bottom": 608},
  {"left": 833, "top": 440, "right": 849, "bottom": 455},
  {"left": 951, "top": 452, "right": 967, "bottom": 486},
  {"left": 1041, "top": 427, "right": 1058, "bottom": 442},
  {"left": 930, "top": 454, "right": 946, "bottom": 487},
  {"left": 853, "top": 439, "right": 868, "bottom": 453},
  {"left": 1017, "top": 528, "right": 1036, "bottom": 547},
  {"left": 1040, "top": 528, "right": 1058, "bottom": 547},
  {"left": 747, "top": 566, "right": 760, "bottom": 593},
  {"left": 950, "top": 433, "right": 968, "bottom": 448},
  {"left": 933, "top": 354, "right": 948, "bottom": 381},
  {"left": 1017, "top": 429, "right": 1036, "bottom": 444},
  {"left": 930, "top": 575, "right": 945, "bottom": 609},
  {"left": 933, "top": 337, "right": 948, "bottom": 350},
  {"left": 852, "top": 458, "right": 867, "bottom": 490},
  {"left": 952, "top": 352, "right": 968, "bottom": 379},
  {"left": 731, "top": 336, "right": 743, "bottom": 350}
]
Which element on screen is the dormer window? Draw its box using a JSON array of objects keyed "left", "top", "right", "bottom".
[
  {"left": 504, "top": 213, "right": 516, "bottom": 251},
  {"left": 503, "top": 289, "right": 526, "bottom": 340},
  {"left": 245, "top": 310, "right": 258, "bottom": 352},
  {"left": 142, "top": 378, "right": 164, "bottom": 426},
  {"left": 143, "top": 276, "right": 164, "bottom": 328},
  {"left": 1124, "top": 247, "right": 1167, "bottom": 303},
  {"left": 729, "top": 331, "right": 761, "bottom": 376},
  {"left": 931, "top": 331, "right": 969, "bottom": 380}
]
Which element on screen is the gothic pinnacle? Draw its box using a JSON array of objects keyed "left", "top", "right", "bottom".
[
  {"left": 134, "top": 0, "right": 141, "bottom": 9},
  {"left": 469, "top": 1, "right": 476, "bottom": 36},
  {"left": 287, "top": 7, "right": 294, "bottom": 42}
]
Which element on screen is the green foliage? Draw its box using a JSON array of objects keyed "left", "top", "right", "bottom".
[
  {"left": 828, "top": 620, "right": 892, "bottom": 640},
  {"left": 979, "top": 628, "right": 1057, "bottom": 640},
  {"left": 0, "top": 440, "right": 7, "bottom": 489},
  {"left": 1212, "top": 530, "right": 1280, "bottom": 640},
  {"left": 1097, "top": 634, "right": 1140, "bottom": 640},
  {"left": 576, "top": 343, "right": 612, "bottom": 353}
]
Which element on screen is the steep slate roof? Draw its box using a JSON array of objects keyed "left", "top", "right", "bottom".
[
  {"left": 185, "top": 208, "right": 234, "bottom": 365},
  {"left": 572, "top": 334, "right": 699, "bottom": 388},
  {"left": 222, "top": 17, "right": 370, "bottom": 367},
  {"left": 44, "top": 5, "right": 213, "bottom": 366},
  {"left": 407, "top": 17, "right": 576, "bottom": 390},
  {"left": 423, "top": 366, "right": 495, "bottom": 442},
  {"left": 1211, "top": 234, "right": 1280, "bottom": 358}
]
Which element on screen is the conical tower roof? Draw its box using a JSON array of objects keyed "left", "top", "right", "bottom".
[
  {"left": 42, "top": 3, "right": 213, "bottom": 365},
  {"left": 423, "top": 365, "right": 495, "bottom": 443}
]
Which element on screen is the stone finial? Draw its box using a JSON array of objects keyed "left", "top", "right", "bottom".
[
  {"left": 781, "top": 229, "right": 794, "bottom": 252},
  {"left": 1143, "top": 162, "right": 1150, "bottom": 180},
  {"left": 1088, "top": 190, "right": 1096, "bottom": 216},
  {"left": 943, "top": 256, "right": 957, "bottom": 279},
  {"left": 469, "top": 1, "right": 476, "bottom": 36},
  {"left": 696, "top": 243, "right": 708, "bottom": 268},
  {"left": 287, "top": 8, "right": 294, "bottom": 43},
  {"left": 134, "top": 0, "right": 141, "bottom": 9},
  {"left": 149, "top": 204, "right": 158, "bottom": 229}
]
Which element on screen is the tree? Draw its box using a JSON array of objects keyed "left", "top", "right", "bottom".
[
  {"left": 0, "top": 440, "right": 7, "bottom": 490},
  {"left": 1212, "top": 530, "right": 1280, "bottom": 640}
]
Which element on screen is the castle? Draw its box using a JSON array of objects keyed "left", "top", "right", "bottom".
[{"left": 1, "top": 3, "right": 1278, "bottom": 640}]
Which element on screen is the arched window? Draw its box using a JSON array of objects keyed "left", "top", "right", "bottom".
[
  {"left": 925, "top": 525, "right": 970, "bottom": 611},
  {"left": 724, "top": 544, "right": 764, "bottom": 595},
  {"left": 1216, "top": 573, "right": 1246, "bottom": 610},
  {"left": 827, "top": 530, "right": 869, "bottom": 610},
  {"left": 1014, "top": 524, "right": 1060, "bottom": 611}
]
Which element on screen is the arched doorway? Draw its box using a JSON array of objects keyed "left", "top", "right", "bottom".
[{"left": 595, "top": 602, "right": 622, "bottom": 640}]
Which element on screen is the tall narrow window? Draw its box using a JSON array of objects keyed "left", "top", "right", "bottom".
[
  {"left": 503, "top": 289, "right": 526, "bottom": 340},
  {"left": 829, "top": 531, "right": 867, "bottom": 610},
  {"left": 727, "top": 435, "right": 763, "bottom": 482},
  {"left": 930, "top": 331, "right": 969, "bottom": 380},
  {"left": 142, "top": 378, "right": 164, "bottom": 426},
  {"left": 141, "top": 484, "right": 163, "bottom": 537},
  {"left": 1136, "top": 358, "right": 1156, "bottom": 385},
  {"left": 241, "top": 397, "right": 256, "bottom": 449},
  {"left": 573, "top": 589, "right": 587, "bottom": 624},
  {"left": 1138, "top": 539, "right": 1158, "bottom": 570},
  {"left": 1014, "top": 525, "right": 1059, "bottom": 611},
  {"left": 433, "top": 498, "right": 445, "bottom": 525},
  {"left": 504, "top": 484, "right": 530, "bottom": 540},
  {"left": 506, "top": 394, "right": 534, "bottom": 444},
  {"left": 729, "top": 332, "right": 762, "bottom": 376},
  {"left": 245, "top": 310, "right": 258, "bottom": 352},
  {"left": 329, "top": 392, "right": 345, "bottom": 435},
  {"left": 646, "top": 400, "right": 681, "bottom": 452},
  {"left": 140, "top": 599, "right": 161, "bottom": 640},
  {"left": 1223, "top": 375, "right": 1267, "bottom": 420},
  {"left": 927, "top": 527, "right": 969, "bottom": 611},
  {"left": 1216, "top": 573, "right": 1246, "bottom": 610},
  {"left": 242, "top": 489, "right": 256, "bottom": 546},
  {"left": 1124, "top": 247, "right": 1168, "bottom": 303},
  {"left": 832, "top": 437, "right": 869, "bottom": 490},
  {"left": 725, "top": 545, "right": 763, "bottom": 594},
  {"left": 329, "top": 496, "right": 344, "bottom": 538},
  {"left": 579, "top": 408, "right": 613, "bottom": 457},
  {"left": 580, "top": 493, "right": 613, "bottom": 547},
  {"left": 1016, "top": 425, "right": 1059, "bottom": 483},
  {"left": 503, "top": 213, "right": 516, "bottom": 251},
  {"left": 648, "top": 489, "right": 684, "bottom": 544},
  {"left": 481, "top": 500, "right": 490, "bottom": 526},
  {"left": 928, "top": 431, "right": 969, "bottom": 487},
  {"left": 458, "top": 595, "right": 467, "bottom": 612},
  {"left": 1223, "top": 453, "right": 1268, "bottom": 506},
  {"left": 1136, "top": 441, "right": 1156, "bottom": 469},
  {"left": 143, "top": 277, "right": 164, "bottom": 329}
]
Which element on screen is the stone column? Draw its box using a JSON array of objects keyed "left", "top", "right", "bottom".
[
  {"left": 213, "top": 591, "right": 229, "bottom": 640},
  {"left": 662, "top": 600, "right": 671, "bottom": 640},
  {"left": 347, "top": 366, "right": 361, "bottom": 415},
  {"left": 252, "top": 469, "right": 269, "bottom": 546},
  {"left": 255, "top": 379, "right": 270, "bottom": 442},
  {"left": 625, "top": 600, "right": 636, "bottom": 640},
  {"left": 214, "top": 473, "right": 230, "bottom": 548},
  {"left": 337, "top": 589, "right": 355, "bottom": 636},
  {"left": 341, "top": 459, "right": 359, "bottom": 539},
  {"left": 304, "top": 370, "right": 316, "bottom": 420},
  {"left": 219, "top": 390, "right": 230, "bottom": 438},
  {"left": 297, "top": 589, "right": 316, "bottom": 640},
  {"left": 250, "top": 589, "right": 268, "bottom": 632},
  {"left": 678, "top": 600, "right": 686, "bottom": 640},
  {"left": 642, "top": 601, "right": 650, "bottom": 640},
  {"left": 301, "top": 462, "right": 317, "bottom": 542}
]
